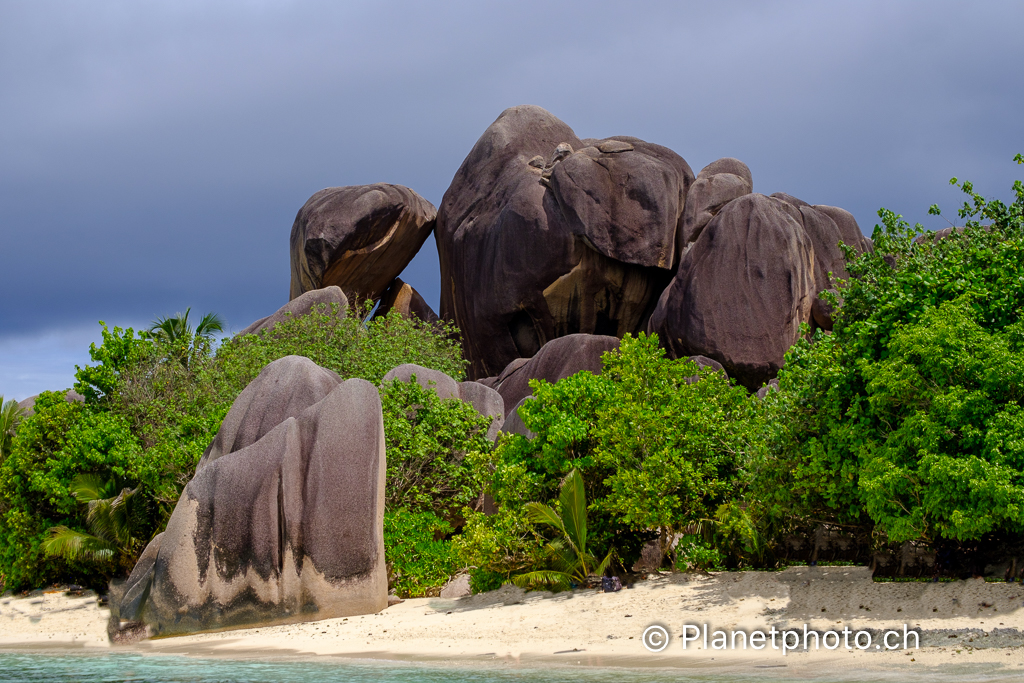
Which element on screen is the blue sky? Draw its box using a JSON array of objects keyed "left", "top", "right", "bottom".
[{"left": 2, "top": 1, "right": 1023, "bottom": 400}]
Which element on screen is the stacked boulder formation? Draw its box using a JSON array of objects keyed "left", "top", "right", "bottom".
[{"left": 287, "top": 105, "right": 870, "bottom": 390}]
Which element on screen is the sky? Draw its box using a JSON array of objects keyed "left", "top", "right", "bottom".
[{"left": 1, "top": 0, "right": 1023, "bottom": 401}]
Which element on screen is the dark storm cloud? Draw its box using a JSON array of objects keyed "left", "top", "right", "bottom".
[{"left": 1, "top": 0, "right": 1023, "bottom": 398}]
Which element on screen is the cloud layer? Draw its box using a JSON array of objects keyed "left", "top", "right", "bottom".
[{"left": 2, "top": 0, "right": 1022, "bottom": 398}]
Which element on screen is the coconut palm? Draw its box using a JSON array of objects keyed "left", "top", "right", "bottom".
[
  {"left": 148, "top": 308, "right": 224, "bottom": 343},
  {"left": 43, "top": 474, "right": 148, "bottom": 575},
  {"left": 512, "top": 469, "right": 613, "bottom": 591},
  {"left": 0, "top": 395, "right": 25, "bottom": 460}
]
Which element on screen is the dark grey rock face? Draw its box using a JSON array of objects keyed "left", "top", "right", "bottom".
[
  {"left": 435, "top": 105, "right": 688, "bottom": 379},
  {"left": 649, "top": 193, "right": 815, "bottom": 391},
  {"left": 679, "top": 158, "right": 753, "bottom": 248},
  {"left": 121, "top": 360, "right": 387, "bottom": 635},
  {"left": 290, "top": 184, "right": 436, "bottom": 303},
  {"left": 491, "top": 333, "right": 621, "bottom": 416},
  {"left": 237, "top": 286, "right": 348, "bottom": 337},
  {"left": 549, "top": 136, "right": 693, "bottom": 269}
]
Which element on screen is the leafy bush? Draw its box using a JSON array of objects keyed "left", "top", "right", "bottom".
[
  {"left": 752, "top": 156, "right": 1024, "bottom": 562},
  {"left": 380, "top": 377, "right": 492, "bottom": 517},
  {"left": 674, "top": 534, "right": 725, "bottom": 572},
  {"left": 383, "top": 509, "right": 458, "bottom": 598},
  {"left": 458, "top": 333, "right": 761, "bottom": 586},
  {"left": 0, "top": 303, "right": 469, "bottom": 590}
]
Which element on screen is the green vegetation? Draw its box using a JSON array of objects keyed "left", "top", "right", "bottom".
[
  {"left": 0, "top": 396, "right": 24, "bottom": 461},
  {"left": 511, "top": 469, "right": 612, "bottom": 590},
  {"left": 42, "top": 474, "right": 149, "bottom": 577},
  {"left": 457, "top": 333, "right": 761, "bottom": 587},
  {"left": 3, "top": 158, "right": 1023, "bottom": 593},
  {"left": 753, "top": 156, "right": 1024, "bottom": 566},
  {"left": 0, "top": 304, "right": 467, "bottom": 591}
]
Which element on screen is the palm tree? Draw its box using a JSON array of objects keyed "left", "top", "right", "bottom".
[
  {"left": 0, "top": 395, "right": 25, "bottom": 460},
  {"left": 512, "top": 469, "right": 613, "bottom": 591},
  {"left": 43, "top": 474, "right": 148, "bottom": 575},
  {"left": 149, "top": 308, "right": 224, "bottom": 343}
]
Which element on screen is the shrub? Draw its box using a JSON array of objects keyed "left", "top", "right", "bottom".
[
  {"left": 383, "top": 509, "right": 458, "bottom": 598},
  {"left": 458, "top": 333, "right": 762, "bottom": 585},
  {"left": 752, "top": 155, "right": 1024, "bottom": 562},
  {"left": 379, "top": 377, "right": 492, "bottom": 518}
]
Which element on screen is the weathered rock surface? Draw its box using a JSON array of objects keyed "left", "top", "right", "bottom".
[
  {"left": 237, "top": 286, "right": 348, "bottom": 337},
  {"left": 381, "top": 363, "right": 504, "bottom": 441},
  {"left": 371, "top": 277, "right": 439, "bottom": 324},
  {"left": 772, "top": 192, "right": 849, "bottom": 293},
  {"left": 549, "top": 136, "right": 693, "bottom": 269},
  {"left": 649, "top": 194, "right": 815, "bottom": 391},
  {"left": 435, "top": 105, "right": 690, "bottom": 379},
  {"left": 290, "top": 184, "right": 436, "bottom": 303},
  {"left": 120, "top": 358, "right": 387, "bottom": 635},
  {"left": 490, "top": 333, "right": 620, "bottom": 415},
  {"left": 197, "top": 356, "right": 342, "bottom": 471},
  {"left": 679, "top": 158, "right": 753, "bottom": 248}
]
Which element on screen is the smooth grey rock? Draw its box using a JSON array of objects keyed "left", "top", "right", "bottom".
[
  {"left": 382, "top": 364, "right": 459, "bottom": 400},
  {"left": 456, "top": 381, "right": 505, "bottom": 442},
  {"left": 380, "top": 364, "right": 505, "bottom": 441},
  {"left": 16, "top": 390, "right": 84, "bottom": 417},
  {"left": 197, "top": 356, "right": 342, "bottom": 472},
  {"left": 649, "top": 194, "right": 815, "bottom": 391},
  {"left": 494, "top": 334, "right": 620, "bottom": 414},
  {"left": 500, "top": 397, "right": 537, "bottom": 440},
  {"left": 237, "top": 287, "right": 348, "bottom": 337},
  {"left": 679, "top": 158, "right": 753, "bottom": 248},
  {"left": 124, "top": 377, "right": 387, "bottom": 636}
]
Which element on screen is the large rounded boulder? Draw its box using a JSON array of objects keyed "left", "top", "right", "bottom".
[
  {"left": 435, "top": 105, "right": 692, "bottom": 379},
  {"left": 649, "top": 193, "right": 815, "bottom": 390},
  {"left": 290, "top": 184, "right": 436, "bottom": 303},
  {"left": 119, "top": 357, "right": 387, "bottom": 635}
]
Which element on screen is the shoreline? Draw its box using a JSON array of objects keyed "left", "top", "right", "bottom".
[{"left": 4, "top": 568, "right": 1024, "bottom": 678}]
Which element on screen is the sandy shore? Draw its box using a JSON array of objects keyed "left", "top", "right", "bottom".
[{"left": 4, "top": 567, "right": 1024, "bottom": 678}]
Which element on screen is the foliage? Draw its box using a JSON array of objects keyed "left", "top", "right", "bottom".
[
  {"left": 379, "top": 377, "right": 492, "bottom": 517},
  {"left": 0, "top": 392, "right": 146, "bottom": 589},
  {"left": 752, "top": 155, "right": 1024, "bottom": 555},
  {"left": 1, "top": 301, "right": 469, "bottom": 590},
  {"left": 383, "top": 509, "right": 459, "bottom": 598},
  {"left": 512, "top": 469, "right": 613, "bottom": 590},
  {"left": 214, "top": 304, "right": 466, "bottom": 396},
  {"left": 0, "top": 396, "right": 25, "bottom": 461},
  {"left": 459, "top": 333, "right": 761, "bottom": 586},
  {"left": 42, "top": 474, "right": 149, "bottom": 577},
  {"left": 674, "top": 534, "right": 725, "bottom": 572},
  {"left": 149, "top": 308, "right": 224, "bottom": 343}
]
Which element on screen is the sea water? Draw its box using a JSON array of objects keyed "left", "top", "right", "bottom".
[{"left": 0, "top": 652, "right": 1019, "bottom": 683}]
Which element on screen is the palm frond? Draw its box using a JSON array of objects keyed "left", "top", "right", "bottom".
[
  {"left": 558, "top": 469, "right": 588, "bottom": 556},
  {"left": 195, "top": 312, "right": 225, "bottom": 338},
  {"left": 42, "top": 526, "right": 117, "bottom": 562},
  {"left": 69, "top": 473, "right": 110, "bottom": 503},
  {"left": 524, "top": 502, "right": 566, "bottom": 536},
  {"left": 511, "top": 570, "right": 573, "bottom": 591}
]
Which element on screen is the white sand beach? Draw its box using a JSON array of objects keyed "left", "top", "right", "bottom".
[{"left": 4, "top": 567, "right": 1024, "bottom": 677}]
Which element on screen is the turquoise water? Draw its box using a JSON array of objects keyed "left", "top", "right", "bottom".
[{"left": 0, "top": 652, "right": 1016, "bottom": 683}]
